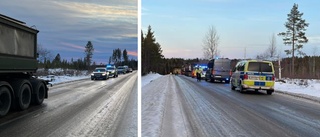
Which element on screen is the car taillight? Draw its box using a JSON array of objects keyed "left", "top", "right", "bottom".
[
  {"left": 244, "top": 74, "right": 248, "bottom": 79},
  {"left": 212, "top": 70, "right": 215, "bottom": 74},
  {"left": 272, "top": 75, "right": 275, "bottom": 81},
  {"left": 229, "top": 70, "right": 232, "bottom": 76}
]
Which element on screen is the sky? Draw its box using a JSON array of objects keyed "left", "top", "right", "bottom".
[
  {"left": 1, "top": 0, "right": 137, "bottom": 64},
  {"left": 142, "top": 0, "right": 320, "bottom": 59}
]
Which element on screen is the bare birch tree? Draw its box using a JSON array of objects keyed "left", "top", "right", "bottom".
[
  {"left": 202, "top": 26, "right": 220, "bottom": 59},
  {"left": 268, "top": 33, "right": 277, "bottom": 58},
  {"left": 256, "top": 34, "right": 277, "bottom": 60}
]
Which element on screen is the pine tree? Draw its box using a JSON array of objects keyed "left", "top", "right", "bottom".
[
  {"left": 84, "top": 41, "right": 94, "bottom": 69},
  {"left": 278, "top": 3, "right": 309, "bottom": 76},
  {"left": 123, "top": 49, "right": 128, "bottom": 65}
]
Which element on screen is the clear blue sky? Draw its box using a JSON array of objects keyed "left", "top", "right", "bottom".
[
  {"left": 1, "top": 0, "right": 137, "bottom": 64},
  {"left": 142, "top": 0, "right": 320, "bottom": 59}
]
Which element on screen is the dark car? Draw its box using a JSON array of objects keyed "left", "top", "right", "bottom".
[
  {"left": 106, "top": 65, "right": 118, "bottom": 78},
  {"left": 91, "top": 67, "right": 109, "bottom": 80}
]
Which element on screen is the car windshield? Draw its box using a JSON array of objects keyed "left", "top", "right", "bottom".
[
  {"left": 106, "top": 68, "right": 114, "bottom": 70},
  {"left": 214, "top": 60, "right": 231, "bottom": 71},
  {"left": 118, "top": 66, "right": 124, "bottom": 69},
  {"left": 94, "top": 69, "right": 106, "bottom": 72},
  {"left": 247, "top": 62, "right": 273, "bottom": 72}
]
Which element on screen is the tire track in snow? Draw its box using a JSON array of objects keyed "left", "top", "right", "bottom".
[{"left": 160, "top": 75, "right": 192, "bottom": 137}]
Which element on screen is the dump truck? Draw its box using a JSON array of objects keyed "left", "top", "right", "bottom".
[{"left": 0, "top": 14, "right": 48, "bottom": 116}]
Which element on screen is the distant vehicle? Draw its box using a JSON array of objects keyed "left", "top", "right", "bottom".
[
  {"left": 124, "top": 65, "right": 129, "bottom": 73},
  {"left": 106, "top": 64, "right": 118, "bottom": 78},
  {"left": 205, "top": 58, "right": 232, "bottom": 83},
  {"left": 91, "top": 67, "right": 109, "bottom": 80},
  {"left": 117, "top": 66, "right": 126, "bottom": 74},
  {"left": 128, "top": 68, "right": 133, "bottom": 73},
  {"left": 230, "top": 60, "right": 275, "bottom": 95},
  {"left": 0, "top": 14, "right": 49, "bottom": 116}
]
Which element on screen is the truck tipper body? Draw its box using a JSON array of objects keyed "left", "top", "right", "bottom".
[{"left": 0, "top": 14, "right": 48, "bottom": 116}]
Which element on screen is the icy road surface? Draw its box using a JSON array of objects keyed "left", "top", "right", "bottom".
[
  {"left": 142, "top": 74, "right": 320, "bottom": 137},
  {"left": 0, "top": 72, "right": 137, "bottom": 137}
]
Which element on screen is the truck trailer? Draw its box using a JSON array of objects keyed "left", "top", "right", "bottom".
[{"left": 0, "top": 14, "right": 48, "bottom": 116}]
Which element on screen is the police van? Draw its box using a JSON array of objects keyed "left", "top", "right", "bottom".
[{"left": 230, "top": 60, "right": 275, "bottom": 95}]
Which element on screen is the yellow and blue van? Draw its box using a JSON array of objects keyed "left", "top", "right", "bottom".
[{"left": 230, "top": 60, "right": 275, "bottom": 95}]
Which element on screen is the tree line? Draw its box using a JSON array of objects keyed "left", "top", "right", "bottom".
[
  {"left": 38, "top": 41, "right": 137, "bottom": 73},
  {"left": 142, "top": 3, "right": 318, "bottom": 79}
]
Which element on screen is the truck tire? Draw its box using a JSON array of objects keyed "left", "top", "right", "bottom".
[
  {"left": 0, "top": 86, "right": 11, "bottom": 117},
  {"left": 31, "top": 81, "right": 46, "bottom": 105},
  {"left": 11, "top": 80, "right": 32, "bottom": 110}
]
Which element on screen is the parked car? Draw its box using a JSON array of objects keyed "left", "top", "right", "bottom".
[
  {"left": 91, "top": 67, "right": 109, "bottom": 80},
  {"left": 117, "top": 66, "right": 126, "bottom": 74},
  {"left": 128, "top": 68, "right": 133, "bottom": 73},
  {"left": 106, "top": 64, "right": 118, "bottom": 78},
  {"left": 124, "top": 65, "right": 129, "bottom": 73},
  {"left": 230, "top": 60, "right": 275, "bottom": 95},
  {"left": 205, "top": 58, "right": 232, "bottom": 83}
]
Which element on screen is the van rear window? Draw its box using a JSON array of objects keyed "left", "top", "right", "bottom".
[{"left": 247, "top": 62, "right": 273, "bottom": 72}]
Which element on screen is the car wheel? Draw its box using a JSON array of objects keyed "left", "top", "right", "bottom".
[
  {"left": 238, "top": 81, "right": 245, "bottom": 93},
  {"left": 231, "top": 81, "right": 236, "bottom": 90},
  {"left": 267, "top": 90, "right": 273, "bottom": 95}
]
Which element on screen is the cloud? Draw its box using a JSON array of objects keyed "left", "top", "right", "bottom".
[
  {"left": 61, "top": 42, "right": 85, "bottom": 51},
  {"left": 0, "top": 0, "right": 138, "bottom": 63},
  {"left": 127, "top": 51, "right": 138, "bottom": 56},
  {"left": 308, "top": 36, "right": 320, "bottom": 45}
]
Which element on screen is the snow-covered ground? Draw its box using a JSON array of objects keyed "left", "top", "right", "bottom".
[
  {"left": 39, "top": 75, "right": 89, "bottom": 85},
  {"left": 37, "top": 69, "right": 89, "bottom": 85}
]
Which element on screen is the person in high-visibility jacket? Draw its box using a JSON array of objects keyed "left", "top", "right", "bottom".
[{"left": 196, "top": 68, "right": 202, "bottom": 81}]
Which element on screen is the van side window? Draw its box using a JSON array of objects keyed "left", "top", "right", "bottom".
[{"left": 238, "top": 63, "right": 245, "bottom": 71}]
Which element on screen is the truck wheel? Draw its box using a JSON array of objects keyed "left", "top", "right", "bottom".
[
  {"left": 12, "top": 80, "right": 31, "bottom": 110},
  {"left": 31, "top": 81, "right": 46, "bottom": 105},
  {"left": 0, "top": 86, "right": 11, "bottom": 117}
]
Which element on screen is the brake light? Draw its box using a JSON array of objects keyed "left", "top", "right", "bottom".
[
  {"left": 229, "top": 70, "right": 232, "bottom": 76},
  {"left": 244, "top": 74, "right": 248, "bottom": 79},
  {"left": 212, "top": 70, "right": 215, "bottom": 74},
  {"left": 272, "top": 75, "right": 275, "bottom": 81}
]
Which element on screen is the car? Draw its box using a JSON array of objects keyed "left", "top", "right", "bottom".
[
  {"left": 128, "top": 68, "right": 133, "bottom": 73},
  {"left": 117, "top": 66, "right": 126, "bottom": 74},
  {"left": 205, "top": 58, "right": 232, "bottom": 83},
  {"left": 230, "top": 60, "right": 275, "bottom": 95},
  {"left": 91, "top": 67, "right": 109, "bottom": 80},
  {"left": 106, "top": 64, "right": 118, "bottom": 78},
  {"left": 124, "top": 65, "right": 129, "bottom": 73}
]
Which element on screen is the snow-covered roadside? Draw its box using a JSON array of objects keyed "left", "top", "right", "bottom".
[
  {"left": 275, "top": 79, "right": 320, "bottom": 102},
  {"left": 39, "top": 75, "right": 89, "bottom": 85}
]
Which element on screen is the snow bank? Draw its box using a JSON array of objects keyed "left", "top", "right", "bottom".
[
  {"left": 39, "top": 75, "right": 89, "bottom": 85},
  {"left": 275, "top": 79, "right": 320, "bottom": 100},
  {"left": 142, "top": 73, "right": 162, "bottom": 87}
]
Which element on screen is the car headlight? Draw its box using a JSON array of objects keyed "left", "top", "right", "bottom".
[
  {"left": 102, "top": 73, "right": 106, "bottom": 76},
  {"left": 91, "top": 73, "right": 94, "bottom": 76}
]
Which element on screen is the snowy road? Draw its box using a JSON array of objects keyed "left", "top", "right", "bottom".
[
  {"left": 0, "top": 72, "right": 137, "bottom": 137},
  {"left": 142, "top": 74, "right": 320, "bottom": 137}
]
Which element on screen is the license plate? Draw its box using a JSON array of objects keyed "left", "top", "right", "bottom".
[{"left": 249, "top": 76, "right": 263, "bottom": 80}]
